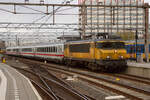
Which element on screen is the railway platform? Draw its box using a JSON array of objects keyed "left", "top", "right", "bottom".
[
  {"left": 125, "top": 61, "right": 150, "bottom": 78},
  {"left": 0, "top": 63, "right": 42, "bottom": 100}
]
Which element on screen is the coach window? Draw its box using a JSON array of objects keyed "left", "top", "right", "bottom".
[
  {"left": 56, "top": 47, "right": 58, "bottom": 52},
  {"left": 47, "top": 47, "right": 49, "bottom": 52},
  {"left": 45, "top": 47, "right": 48, "bottom": 52},
  {"left": 43, "top": 48, "right": 45, "bottom": 52},
  {"left": 49, "top": 47, "right": 51, "bottom": 52},
  {"left": 130, "top": 46, "right": 135, "bottom": 53},
  {"left": 59, "top": 46, "right": 61, "bottom": 53},
  {"left": 47, "top": 47, "right": 48, "bottom": 52},
  {"left": 52, "top": 47, "right": 54, "bottom": 52},
  {"left": 37, "top": 48, "right": 39, "bottom": 52},
  {"left": 51, "top": 47, "right": 53, "bottom": 52},
  {"left": 38, "top": 48, "right": 41, "bottom": 52},
  {"left": 55, "top": 47, "right": 57, "bottom": 52},
  {"left": 57, "top": 47, "right": 59, "bottom": 53},
  {"left": 53, "top": 47, "right": 54, "bottom": 52},
  {"left": 45, "top": 47, "right": 47, "bottom": 52},
  {"left": 43, "top": 48, "right": 44, "bottom": 52},
  {"left": 54, "top": 47, "right": 56, "bottom": 52},
  {"left": 137, "top": 46, "right": 141, "bottom": 53},
  {"left": 40, "top": 48, "right": 42, "bottom": 52},
  {"left": 42, "top": 48, "right": 44, "bottom": 52},
  {"left": 53, "top": 47, "right": 55, "bottom": 52}
]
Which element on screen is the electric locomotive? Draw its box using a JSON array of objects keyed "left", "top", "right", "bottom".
[{"left": 64, "top": 39, "right": 128, "bottom": 72}]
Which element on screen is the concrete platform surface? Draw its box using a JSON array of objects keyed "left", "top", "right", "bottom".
[
  {"left": 125, "top": 61, "right": 150, "bottom": 78},
  {"left": 127, "top": 61, "right": 150, "bottom": 68},
  {"left": 0, "top": 63, "right": 42, "bottom": 100}
]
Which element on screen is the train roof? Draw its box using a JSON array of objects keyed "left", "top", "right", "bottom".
[
  {"left": 6, "top": 42, "right": 64, "bottom": 49},
  {"left": 65, "top": 39, "right": 124, "bottom": 44},
  {"left": 125, "top": 39, "right": 150, "bottom": 44}
]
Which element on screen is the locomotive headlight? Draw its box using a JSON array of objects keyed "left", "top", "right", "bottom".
[
  {"left": 120, "top": 56, "right": 124, "bottom": 59},
  {"left": 106, "top": 56, "right": 110, "bottom": 59}
]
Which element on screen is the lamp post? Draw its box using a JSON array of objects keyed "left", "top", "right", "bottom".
[{"left": 135, "top": 30, "right": 138, "bottom": 62}]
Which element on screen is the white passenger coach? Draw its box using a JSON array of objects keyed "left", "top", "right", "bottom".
[{"left": 6, "top": 42, "right": 64, "bottom": 62}]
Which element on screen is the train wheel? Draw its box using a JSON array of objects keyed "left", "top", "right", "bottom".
[{"left": 88, "top": 63, "right": 98, "bottom": 71}]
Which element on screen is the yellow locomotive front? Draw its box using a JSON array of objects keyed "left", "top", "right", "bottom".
[
  {"left": 94, "top": 41, "right": 128, "bottom": 72},
  {"left": 64, "top": 40, "right": 128, "bottom": 72}
]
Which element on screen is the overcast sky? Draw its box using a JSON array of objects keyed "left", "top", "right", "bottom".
[
  {"left": 145, "top": 0, "right": 150, "bottom": 3},
  {"left": 0, "top": 0, "right": 149, "bottom": 24},
  {"left": 0, "top": 0, "right": 78, "bottom": 23}
]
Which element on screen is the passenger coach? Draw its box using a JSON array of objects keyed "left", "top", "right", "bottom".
[
  {"left": 6, "top": 42, "right": 64, "bottom": 62},
  {"left": 125, "top": 40, "right": 150, "bottom": 60}
]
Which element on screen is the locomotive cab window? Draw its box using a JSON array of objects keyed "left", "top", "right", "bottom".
[
  {"left": 69, "top": 43, "right": 90, "bottom": 53},
  {"left": 96, "top": 42, "right": 125, "bottom": 49}
]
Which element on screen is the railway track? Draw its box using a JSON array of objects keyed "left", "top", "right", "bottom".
[
  {"left": 45, "top": 67, "right": 150, "bottom": 100},
  {"left": 7, "top": 57, "right": 150, "bottom": 100},
  {"left": 114, "top": 74, "right": 150, "bottom": 85},
  {"left": 11, "top": 65, "right": 60, "bottom": 100},
  {"left": 11, "top": 64, "right": 90, "bottom": 100},
  {"left": 30, "top": 65, "right": 90, "bottom": 100}
]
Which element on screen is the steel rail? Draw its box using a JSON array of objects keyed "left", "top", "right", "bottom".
[
  {"left": 30, "top": 79, "right": 58, "bottom": 100},
  {"left": 114, "top": 74, "right": 150, "bottom": 85},
  {"left": 10, "top": 65, "right": 60, "bottom": 100},
  {"left": 18, "top": 59, "right": 140, "bottom": 99},
  {"left": 123, "top": 74, "right": 150, "bottom": 81},
  {"left": 29, "top": 65, "right": 89, "bottom": 100},
  {"left": 42, "top": 74, "right": 89, "bottom": 100},
  {"left": 9, "top": 57, "right": 150, "bottom": 100},
  {"left": 23, "top": 59, "right": 150, "bottom": 99},
  {"left": 42, "top": 75, "right": 89, "bottom": 100},
  {"left": 45, "top": 66, "right": 150, "bottom": 96},
  {"left": 38, "top": 75, "right": 59, "bottom": 100},
  {"left": 11, "top": 64, "right": 90, "bottom": 100},
  {"left": 30, "top": 64, "right": 60, "bottom": 100}
]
